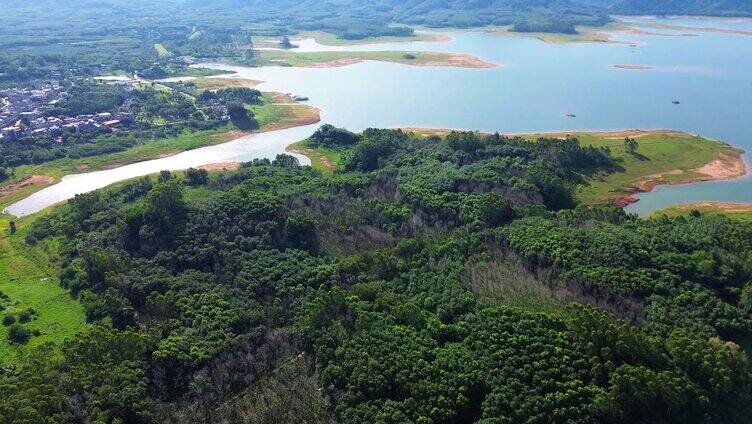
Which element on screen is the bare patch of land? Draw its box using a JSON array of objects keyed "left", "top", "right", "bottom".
[
  {"left": 695, "top": 153, "right": 747, "bottom": 180},
  {"left": 0, "top": 175, "right": 55, "bottom": 201},
  {"left": 402, "top": 127, "right": 473, "bottom": 137},
  {"left": 197, "top": 162, "right": 241, "bottom": 172},
  {"left": 286, "top": 142, "right": 335, "bottom": 174},
  {"left": 191, "top": 77, "right": 262, "bottom": 92},
  {"left": 307, "top": 58, "right": 362, "bottom": 68}
]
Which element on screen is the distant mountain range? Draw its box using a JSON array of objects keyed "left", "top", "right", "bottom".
[
  {"left": 5, "top": 0, "right": 752, "bottom": 41},
  {"left": 217, "top": 0, "right": 752, "bottom": 34},
  {"left": 612, "top": 0, "right": 752, "bottom": 17},
  {"left": 186, "top": 0, "right": 752, "bottom": 36}
]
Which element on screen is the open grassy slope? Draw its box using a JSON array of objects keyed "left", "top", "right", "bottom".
[
  {"left": 0, "top": 213, "right": 86, "bottom": 364},
  {"left": 286, "top": 139, "right": 342, "bottom": 175},
  {"left": 566, "top": 130, "right": 744, "bottom": 204},
  {"left": 154, "top": 43, "right": 171, "bottom": 57}
]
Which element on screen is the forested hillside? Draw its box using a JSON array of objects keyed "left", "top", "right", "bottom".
[
  {"left": 3, "top": 0, "right": 750, "bottom": 49},
  {"left": 613, "top": 0, "right": 752, "bottom": 17},
  {"left": 3, "top": 129, "right": 751, "bottom": 423}
]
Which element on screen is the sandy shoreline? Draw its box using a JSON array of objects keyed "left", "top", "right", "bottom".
[
  {"left": 197, "top": 162, "right": 241, "bottom": 172},
  {"left": 614, "top": 64, "right": 653, "bottom": 71},
  {"left": 401, "top": 127, "right": 693, "bottom": 139},
  {"left": 416, "top": 53, "right": 496, "bottom": 69},
  {"left": 635, "top": 23, "right": 752, "bottom": 37},
  {"left": 299, "top": 52, "right": 495, "bottom": 69},
  {"left": 614, "top": 151, "right": 747, "bottom": 207}
]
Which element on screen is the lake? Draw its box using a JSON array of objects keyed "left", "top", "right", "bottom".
[{"left": 5, "top": 17, "right": 752, "bottom": 217}]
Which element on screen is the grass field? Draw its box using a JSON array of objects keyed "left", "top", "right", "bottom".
[
  {"left": 0, "top": 213, "right": 86, "bottom": 364},
  {"left": 561, "top": 131, "right": 744, "bottom": 204},
  {"left": 163, "top": 66, "right": 230, "bottom": 78},
  {"left": 253, "top": 49, "right": 493, "bottom": 68},
  {"left": 180, "top": 67, "right": 229, "bottom": 77},
  {"left": 286, "top": 139, "right": 342, "bottom": 174},
  {"left": 250, "top": 93, "right": 321, "bottom": 131},
  {"left": 154, "top": 43, "right": 171, "bottom": 57},
  {"left": 654, "top": 202, "right": 752, "bottom": 221}
]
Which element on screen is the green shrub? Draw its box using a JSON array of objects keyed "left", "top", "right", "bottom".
[{"left": 7, "top": 324, "right": 30, "bottom": 343}]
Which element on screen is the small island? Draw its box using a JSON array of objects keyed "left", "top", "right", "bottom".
[
  {"left": 252, "top": 49, "right": 496, "bottom": 69},
  {"left": 614, "top": 64, "right": 653, "bottom": 71}
]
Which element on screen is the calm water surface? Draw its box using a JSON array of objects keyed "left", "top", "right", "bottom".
[{"left": 5, "top": 17, "right": 752, "bottom": 216}]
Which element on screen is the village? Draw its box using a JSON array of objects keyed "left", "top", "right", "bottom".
[{"left": 0, "top": 82, "right": 133, "bottom": 142}]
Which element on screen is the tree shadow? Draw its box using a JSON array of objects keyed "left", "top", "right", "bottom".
[{"left": 629, "top": 152, "right": 651, "bottom": 161}]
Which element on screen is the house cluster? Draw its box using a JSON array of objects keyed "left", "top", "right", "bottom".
[
  {"left": 0, "top": 82, "right": 64, "bottom": 130},
  {"left": 0, "top": 82, "right": 134, "bottom": 142},
  {"left": 1, "top": 111, "right": 134, "bottom": 142}
]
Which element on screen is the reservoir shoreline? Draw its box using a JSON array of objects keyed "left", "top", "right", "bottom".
[
  {"left": 5, "top": 19, "right": 752, "bottom": 217},
  {"left": 613, "top": 149, "right": 747, "bottom": 208}
]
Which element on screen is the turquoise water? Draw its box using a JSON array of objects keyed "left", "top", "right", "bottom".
[{"left": 5, "top": 17, "right": 752, "bottom": 216}]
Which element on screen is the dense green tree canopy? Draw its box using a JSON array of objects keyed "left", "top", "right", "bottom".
[{"left": 3, "top": 128, "right": 752, "bottom": 423}]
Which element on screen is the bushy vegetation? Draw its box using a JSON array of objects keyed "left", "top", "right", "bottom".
[
  {"left": 48, "top": 81, "right": 125, "bottom": 116},
  {"left": 3, "top": 128, "right": 751, "bottom": 422}
]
